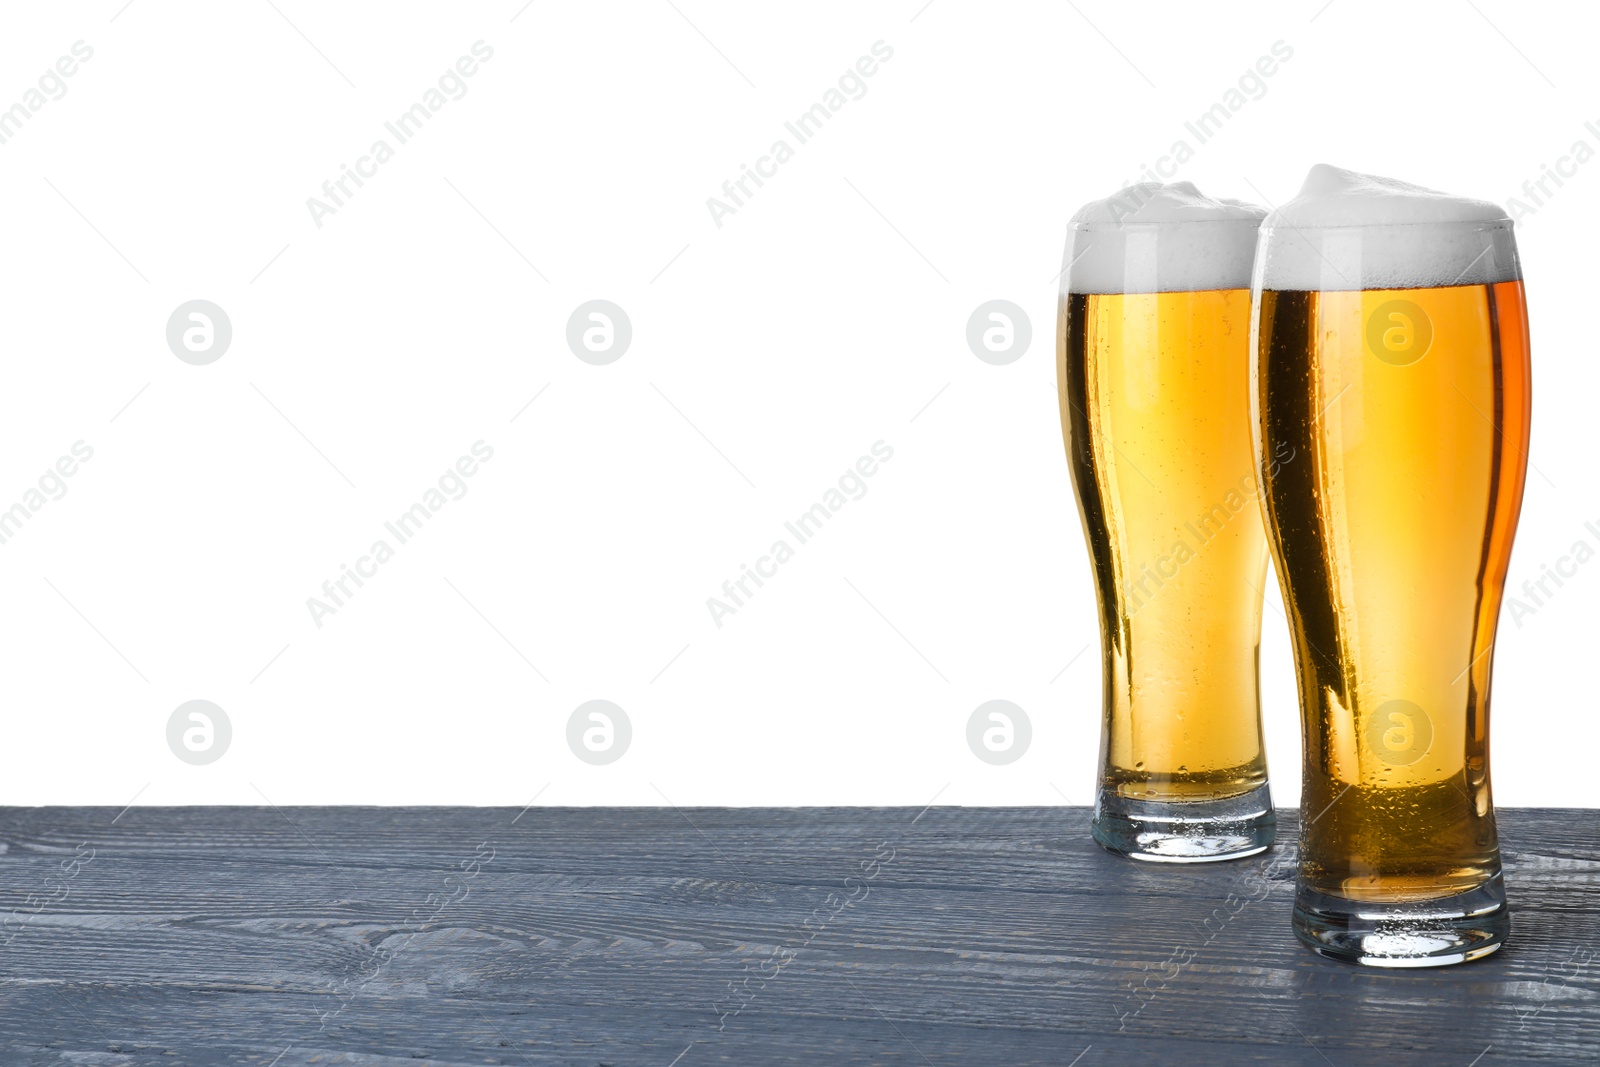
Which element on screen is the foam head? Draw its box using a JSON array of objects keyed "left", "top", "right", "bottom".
[
  {"left": 1255, "top": 164, "right": 1520, "bottom": 292},
  {"left": 1062, "top": 181, "right": 1265, "bottom": 295}
]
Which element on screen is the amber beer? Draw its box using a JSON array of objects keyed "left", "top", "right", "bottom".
[
  {"left": 1057, "top": 188, "right": 1275, "bottom": 862},
  {"left": 1252, "top": 170, "right": 1530, "bottom": 964}
]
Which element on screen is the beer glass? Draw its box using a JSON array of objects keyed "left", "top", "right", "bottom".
[
  {"left": 1251, "top": 179, "right": 1529, "bottom": 964},
  {"left": 1057, "top": 193, "right": 1276, "bottom": 862}
]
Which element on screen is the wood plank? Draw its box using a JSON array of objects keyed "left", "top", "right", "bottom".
[{"left": 0, "top": 807, "right": 1595, "bottom": 1065}]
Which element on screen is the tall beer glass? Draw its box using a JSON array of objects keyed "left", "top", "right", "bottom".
[
  {"left": 1057, "top": 184, "right": 1275, "bottom": 862},
  {"left": 1251, "top": 165, "right": 1529, "bottom": 964}
]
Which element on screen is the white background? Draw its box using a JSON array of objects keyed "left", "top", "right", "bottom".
[{"left": 0, "top": 1, "right": 1593, "bottom": 809}]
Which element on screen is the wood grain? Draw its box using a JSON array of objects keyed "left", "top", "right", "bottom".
[{"left": 0, "top": 806, "right": 1595, "bottom": 1065}]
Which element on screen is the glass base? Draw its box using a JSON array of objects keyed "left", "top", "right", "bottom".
[
  {"left": 1292, "top": 874, "right": 1508, "bottom": 967},
  {"left": 1091, "top": 781, "right": 1275, "bottom": 863}
]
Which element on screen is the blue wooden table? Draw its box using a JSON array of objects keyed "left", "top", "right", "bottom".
[{"left": 0, "top": 806, "right": 1593, "bottom": 1065}]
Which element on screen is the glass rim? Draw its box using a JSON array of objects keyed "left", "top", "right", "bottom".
[
  {"left": 1067, "top": 216, "right": 1265, "bottom": 233},
  {"left": 1257, "top": 217, "right": 1515, "bottom": 234}
]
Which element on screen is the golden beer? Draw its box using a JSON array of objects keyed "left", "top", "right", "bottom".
[
  {"left": 1252, "top": 166, "right": 1529, "bottom": 964},
  {"left": 1057, "top": 189, "right": 1275, "bottom": 861}
]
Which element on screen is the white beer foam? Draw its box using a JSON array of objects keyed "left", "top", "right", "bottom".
[
  {"left": 1255, "top": 164, "right": 1521, "bottom": 291},
  {"left": 1063, "top": 182, "right": 1266, "bottom": 295}
]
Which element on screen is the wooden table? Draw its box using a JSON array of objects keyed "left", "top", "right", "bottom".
[{"left": 0, "top": 806, "right": 1594, "bottom": 1065}]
